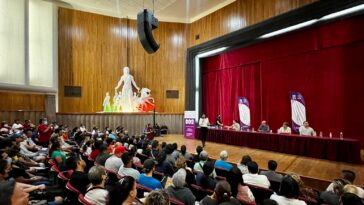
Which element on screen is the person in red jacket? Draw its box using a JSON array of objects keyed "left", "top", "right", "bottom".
[{"left": 37, "top": 118, "right": 54, "bottom": 147}]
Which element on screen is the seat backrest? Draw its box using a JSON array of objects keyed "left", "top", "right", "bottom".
[
  {"left": 245, "top": 183, "right": 274, "bottom": 204},
  {"left": 215, "top": 167, "right": 230, "bottom": 178},
  {"left": 136, "top": 183, "right": 153, "bottom": 198},
  {"left": 136, "top": 153, "right": 149, "bottom": 164},
  {"left": 152, "top": 171, "right": 165, "bottom": 181},
  {"left": 66, "top": 181, "right": 81, "bottom": 194},
  {"left": 78, "top": 194, "right": 95, "bottom": 205},
  {"left": 169, "top": 197, "right": 185, "bottom": 205},
  {"left": 268, "top": 179, "right": 281, "bottom": 193},
  {"left": 190, "top": 184, "right": 214, "bottom": 201},
  {"left": 58, "top": 172, "right": 70, "bottom": 181},
  {"left": 50, "top": 164, "right": 60, "bottom": 173}
]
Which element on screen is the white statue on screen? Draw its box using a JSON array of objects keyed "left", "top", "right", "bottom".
[
  {"left": 116, "top": 91, "right": 123, "bottom": 112},
  {"left": 115, "top": 67, "right": 140, "bottom": 112},
  {"left": 103, "top": 92, "right": 111, "bottom": 112},
  {"left": 112, "top": 92, "right": 118, "bottom": 111}
]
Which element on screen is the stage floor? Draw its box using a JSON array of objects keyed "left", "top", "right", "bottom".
[{"left": 155, "top": 135, "right": 364, "bottom": 187}]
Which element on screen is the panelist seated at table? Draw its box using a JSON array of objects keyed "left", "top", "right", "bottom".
[
  {"left": 277, "top": 122, "right": 292, "bottom": 134},
  {"left": 299, "top": 121, "right": 315, "bottom": 136},
  {"left": 258, "top": 120, "right": 270, "bottom": 132},
  {"left": 225, "top": 120, "right": 240, "bottom": 131},
  {"left": 216, "top": 115, "right": 223, "bottom": 127}
]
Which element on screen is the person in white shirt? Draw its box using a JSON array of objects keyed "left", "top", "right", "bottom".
[
  {"left": 278, "top": 122, "right": 292, "bottom": 134},
  {"left": 118, "top": 152, "right": 140, "bottom": 181},
  {"left": 198, "top": 114, "right": 210, "bottom": 147},
  {"left": 227, "top": 120, "right": 240, "bottom": 131},
  {"left": 299, "top": 121, "right": 315, "bottom": 136},
  {"left": 85, "top": 165, "right": 108, "bottom": 205},
  {"left": 326, "top": 170, "right": 364, "bottom": 199},
  {"left": 243, "top": 161, "right": 270, "bottom": 189},
  {"left": 105, "top": 146, "right": 125, "bottom": 173},
  {"left": 270, "top": 175, "right": 307, "bottom": 205},
  {"left": 12, "top": 119, "right": 23, "bottom": 134}
]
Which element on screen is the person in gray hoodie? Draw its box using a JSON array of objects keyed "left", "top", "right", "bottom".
[{"left": 166, "top": 168, "right": 196, "bottom": 205}]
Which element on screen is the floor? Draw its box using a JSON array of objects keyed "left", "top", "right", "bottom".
[{"left": 155, "top": 134, "right": 364, "bottom": 187}]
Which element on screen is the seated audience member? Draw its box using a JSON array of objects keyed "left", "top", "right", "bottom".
[
  {"left": 139, "top": 159, "right": 163, "bottom": 190},
  {"left": 155, "top": 150, "right": 174, "bottom": 178},
  {"left": 258, "top": 120, "right": 270, "bottom": 132},
  {"left": 290, "top": 173, "right": 319, "bottom": 203},
  {"left": 85, "top": 165, "right": 109, "bottom": 205},
  {"left": 23, "top": 120, "right": 35, "bottom": 132},
  {"left": 118, "top": 152, "right": 140, "bottom": 181},
  {"left": 171, "top": 143, "right": 180, "bottom": 160},
  {"left": 340, "top": 192, "right": 364, "bottom": 205},
  {"left": 200, "top": 180, "right": 240, "bottom": 205},
  {"left": 238, "top": 155, "right": 252, "bottom": 174},
  {"left": 194, "top": 151, "right": 217, "bottom": 178},
  {"left": 196, "top": 161, "right": 217, "bottom": 190},
  {"left": 96, "top": 144, "right": 111, "bottom": 166},
  {"left": 165, "top": 144, "right": 176, "bottom": 166},
  {"left": 166, "top": 169, "right": 196, "bottom": 205},
  {"left": 227, "top": 167, "right": 255, "bottom": 205},
  {"left": 105, "top": 146, "right": 125, "bottom": 173},
  {"left": 270, "top": 175, "right": 307, "bottom": 205},
  {"left": 214, "top": 150, "right": 233, "bottom": 171},
  {"left": 50, "top": 142, "right": 67, "bottom": 169},
  {"left": 277, "top": 122, "right": 292, "bottom": 134},
  {"left": 326, "top": 169, "right": 364, "bottom": 199},
  {"left": 68, "top": 155, "right": 90, "bottom": 194},
  {"left": 175, "top": 156, "right": 196, "bottom": 186},
  {"left": 243, "top": 161, "right": 270, "bottom": 189},
  {"left": 299, "top": 121, "right": 315, "bottom": 136},
  {"left": 151, "top": 140, "right": 160, "bottom": 159},
  {"left": 107, "top": 176, "right": 138, "bottom": 205},
  {"left": 261, "top": 160, "right": 283, "bottom": 182},
  {"left": 227, "top": 120, "right": 240, "bottom": 131},
  {"left": 89, "top": 140, "right": 103, "bottom": 161},
  {"left": 262, "top": 199, "right": 278, "bottom": 205},
  {"left": 179, "top": 145, "right": 193, "bottom": 160},
  {"left": 0, "top": 180, "right": 29, "bottom": 205},
  {"left": 193, "top": 145, "right": 203, "bottom": 162},
  {"left": 320, "top": 178, "right": 350, "bottom": 205},
  {"left": 19, "top": 133, "right": 45, "bottom": 163},
  {"left": 12, "top": 119, "right": 24, "bottom": 133},
  {"left": 145, "top": 190, "right": 170, "bottom": 205}
]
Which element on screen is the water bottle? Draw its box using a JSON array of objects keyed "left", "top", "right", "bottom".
[
  {"left": 340, "top": 132, "right": 343, "bottom": 140},
  {"left": 329, "top": 132, "right": 332, "bottom": 138},
  {"left": 270, "top": 130, "right": 273, "bottom": 133},
  {"left": 319, "top": 131, "right": 323, "bottom": 138},
  {"left": 252, "top": 127, "right": 255, "bottom": 132}
]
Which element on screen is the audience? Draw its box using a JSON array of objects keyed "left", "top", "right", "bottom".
[
  {"left": 68, "top": 155, "right": 90, "bottom": 194},
  {"left": 175, "top": 156, "right": 196, "bottom": 186},
  {"left": 107, "top": 176, "right": 138, "bottom": 205},
  {"left": 96, "top": 144, "right": 111, "bottom": 166},
  {"left": 270, "top": 175, "right": 307, "bottom": 205},
  {"left": 326, "top": 170, "right": 364, "bottom": 199},
  {"left": 166, "top": 168, "right": 196, "bottom": 205},
  {"left": 200, "top": 180, "right": 240, "bottom": 205},
  {"left": 144, "top": 190, "right": 170, "bottom": 205},
  {"left": 118, "top": 152, "right": 140, "bottom": 181},
  {"left": 227, "top": 167, "right": 256, "bottom": 205},
  {"left": 155, "top": 150, "right": 174, "bottom": 178},
  {"left": 340, "top": 192, "right": 364, "bottom": 205},
  {"left": 105, "top": 145, "right": 125, "bottom": 173},
  {"left": 196, "top": 161, "right": 217, "bottom": 190},
  {"left": 193, "top": 145, "right": 203, "bottom": 162},
  {"left": 237, "top": 155, "right": 252, "bottom": 174},
  {"left": 0, "top": 180, "right": 29, "bottom": 205},
  {"left": 85, "top": 165, "right": 109, "bottom": 205},
  {"left": 261, "top": 160, "right": 283, "bottom": 182},
  {"left": 290, "top": 173, "right": 320, "bottom": 203},
  {"left": 320, "top": 178, "right": 350, "bottom": 205},
  {"left": 139, "top": 159, "right": 163, "bottom": 190},
  {"left": 179, "top": 145, "right": 193, "bottom": 160},
  {"left": 243, "top": 161, "right": 270, "bottom": 189},
  {"left": 214, "top": 150, "right": 233, "bottom": 171}
]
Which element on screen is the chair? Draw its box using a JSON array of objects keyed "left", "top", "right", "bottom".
[
  {"left": 135, "top": 163, "right": 143, "bottom": 172},
  {"left": 169, "top": 198, "right": 185, "bottom": 205},
  {"left": 105, "top": 168, "right": 119, "bottom": 185},
  {"left": 190, "top": 184, "right": 214, "bottom": 201},
  {"left": 48, "top": 158, "right": 56, "bottom": 166},
  {"left": 298, "top": 197, "right": 319, "bottom": 205},
  {"left": 78, "top": 194, "right": 95, "bottom": 205},
  {"left": 215, "top": 176, "right": 226, "bottom": 181},
  {"left": 136, "top": 153, "right": 150, "bottom": 164},
  {"left": 215, "top": 167, "right": 230, "bottom": 178},
  {"left": 65, "top": 181, "right": 81, "bottom": 205},
  {"left": 268, "top": 179, "right": 281, "bottom": 193},
  {"left": 153, "top": 171, "right": 165, "bottom": 182},
  {"left": 136, "top": 183, "right": 153, "bottom": 198},
  {"left": 245, "top": 183, "right": 274, "bottom": 204}
]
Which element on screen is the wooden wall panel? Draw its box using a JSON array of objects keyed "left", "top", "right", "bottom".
[
  {"left": 189, "top": 0, "right": 317, "bottom": 47},
  {"left": 0, "top": 111, "right": 46, "bottom": 124},
  {"left": 56, "top": 113, "right": 183, "bottom": 134},
  {"left": 0, "top": 92, "right": 45, "bottom": 111}
]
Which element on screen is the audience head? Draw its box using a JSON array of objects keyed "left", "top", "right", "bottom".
[
  {"left": 0, "top": 180, "right": 29, "bottom": 205},
  {"left": 107, "top": 176, "right": 136, "bottom": 205},
  {"left": 340, "top": 192, "right": 364, "bottom": 205},
  {"left": 161, "top": 142, "right": 167, "bottom": 150},
  {"left": 156, "top": 150, "right": 167, "bottom": 165},
  {"left": 66, "top": 154, "right": 85, "bottom": 171},
  {"left": 88, "top": 165, "right": 107, "bottom": 186},
  {"left": 262, "top": 199, "right": 278, "bottom": 205},
  {"left": 214, "top": 180, "right": 232, "bottom": 203},
  {"left": 165, "top": 144, "right": 174, "bottom": 155},
  {"left": 279, "top": 175, "right": 300, "bottom": 199},
  {"left": 0, "top": 159, "right": 11, "bottom": 180},
  {"left": 144, "top": 190, "right": 169, "bottom": 205},
  {"left": 143, "top": 159, "right": 156, "bottom": 174},
  {"left": 175, "top": 157, "right": 186, "bottom": 169},
  {"left": 227, "top": 167, "right": 243, "bottom": 197},
  {"left": 268, "top": 160, "right": 278, "bottom": 171},
  {"left": 219, "top": 150, "right": 228, "bottom": 161},
  {"left": 172, "top": 168, "right": 186, "bottom": 188},
  {"left": 290, "top": 173, "right": 304, "bottom": 188},
  {"left": 99, "top": 144, "right": 109, "bottom": 154},
  {"left": 341, "top": 170, "right": 356, "bottom": 183},
  {"left": 180, "top": 145, "right": 187, "bottom": 155},
  {"left": 202, "top": 161, "right": 214, "bottom": 176},
  {"left": 114, "top": 145, "right": 126, "bottom": 157},
  {"left": 196, "top": 145, "right": 203, "bottom": 155},
  {"left": 240, "top": 155, "right": 252, "bottom": 165},
  {"left": 247, "top": 161, "right": 259, "bottom": 174},
  {"left": 151, "top": 140, "right": 159, "bottom": 149},
  {"left": 332, "top": 179, "right": 351, "bottom": 196},
  {"left": 121, "top": 152, "right": 133, "bottom": 168},
  {"left": 343, "top": 184, "right": 359, "bottom": 195},
  {"left": 199, "top": 151, "right": 208, "bottom": 161},
  {"left": 172, "top": 143, "right": 177, "bottom": 151}
]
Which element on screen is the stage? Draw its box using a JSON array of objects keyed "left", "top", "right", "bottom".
[{"left": 155, "top": 135, "right": 364, "bottom": 190}]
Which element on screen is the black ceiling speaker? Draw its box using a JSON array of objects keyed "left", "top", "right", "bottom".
[{"left": 137, "top": 9, "right": 160, "bottom": 54}]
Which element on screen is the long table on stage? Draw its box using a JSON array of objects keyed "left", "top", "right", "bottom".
[{"left": 195, "top": 128, "right": 361, "bottom": 163}]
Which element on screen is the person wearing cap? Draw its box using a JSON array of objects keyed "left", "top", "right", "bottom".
[
  {"left": 214, "top": 150, "right": 233, "bottom": 171},
  {"left": 138, "top": 159, "right": 163, "bottom": 190},
  {"left": 105, "top": 145, "right": 125, "bottom": 173},
  {"left": 166, "top": 169, "right": 196, "bottom": 205}
]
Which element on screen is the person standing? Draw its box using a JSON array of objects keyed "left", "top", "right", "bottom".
[{"left": 199, "top": 114, "right": 209, "bottom": 147}]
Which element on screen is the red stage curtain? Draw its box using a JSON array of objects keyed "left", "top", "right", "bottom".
[{"left": 201, "top": 14, "right": 364, "bottom": 148}]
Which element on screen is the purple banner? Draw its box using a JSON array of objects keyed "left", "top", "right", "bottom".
[
  {"left": 184, "top": 111, "right": 196, "bottom": 139},
  {"left": 290, "top": 92, "right": 306, "bottom": 133},
  {"left": 238, "top": 97, "right": 251, "bottom": 129}
]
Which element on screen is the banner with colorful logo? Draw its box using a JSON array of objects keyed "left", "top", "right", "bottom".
[
  {"left": 184, "top": 111, "right": 196, "bottom": 139},
  {"left": 238, "top": 97, "right": 251, "bottom": 129},
  {"left": 290, "top": 92, "right": 306, "bottom": 133}
]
